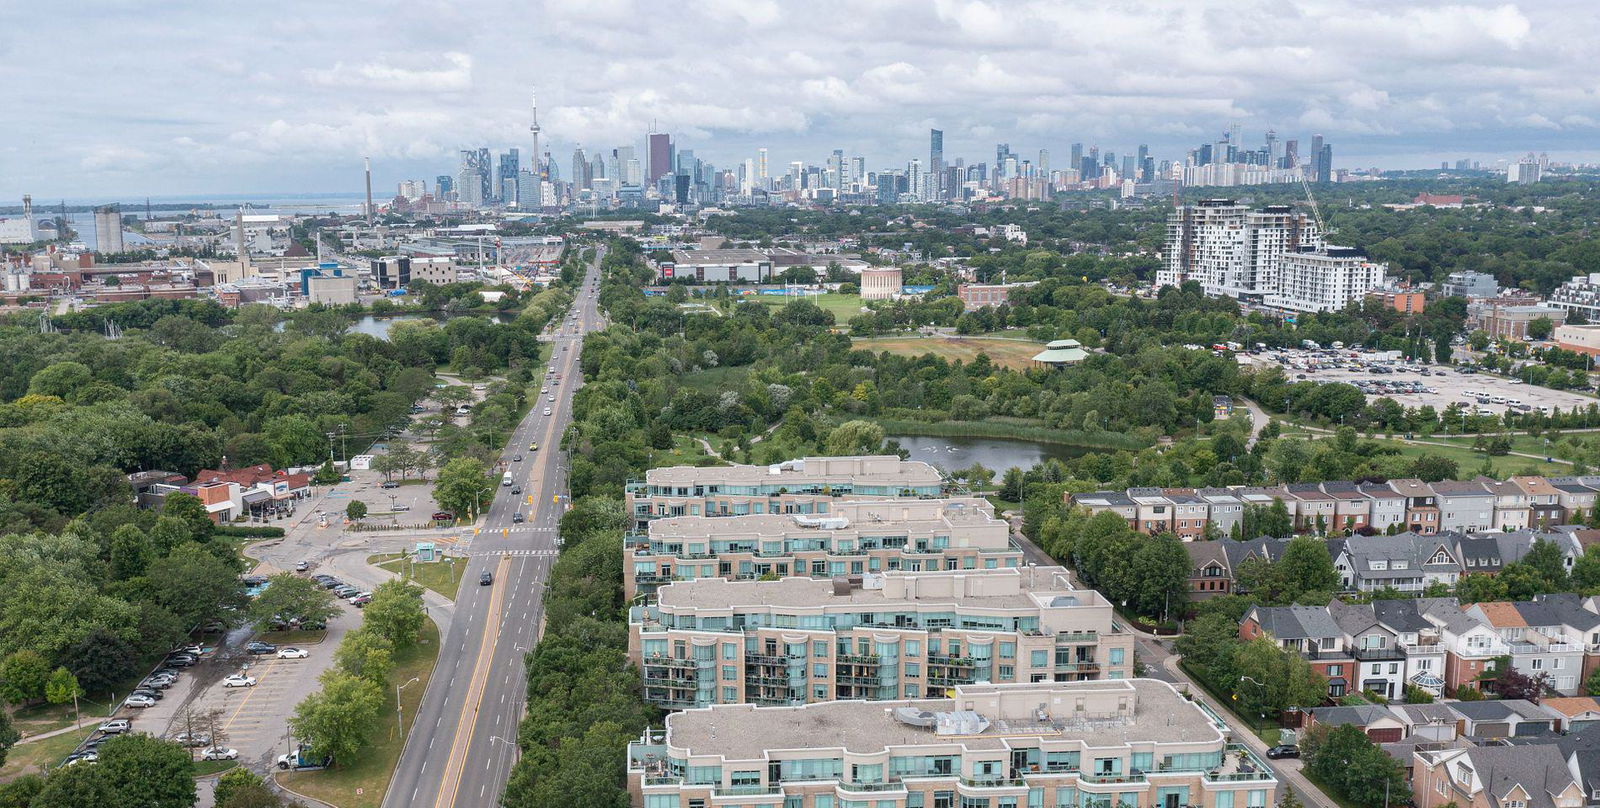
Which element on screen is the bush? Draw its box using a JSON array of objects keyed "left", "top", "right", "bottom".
[{"left": 214, "top": 525, "right": 286, "bottom": 538}]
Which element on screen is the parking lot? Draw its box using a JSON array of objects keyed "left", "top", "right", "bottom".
[{"left": 1244, "top": 348, "right": 1599, "bottom": 418}]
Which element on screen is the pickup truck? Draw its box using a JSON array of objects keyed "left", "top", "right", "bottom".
[{"left": 276, "top": 746, "right": 332, "bottom": 771}]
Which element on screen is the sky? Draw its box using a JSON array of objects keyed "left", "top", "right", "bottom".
[{"left": 3, "top": 0, "right": 1598, "bottom": 200}]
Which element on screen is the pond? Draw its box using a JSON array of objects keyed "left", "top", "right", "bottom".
[
  {"left": 276, "top": 313, "right": 510, "bottom": 340},
  {"left": 887, "top": 434, "right": 1090, "bottom": 474}
]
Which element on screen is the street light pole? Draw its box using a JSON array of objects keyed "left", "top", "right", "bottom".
[{"left": 396, "top": 676, "right": 420, "bottom": 738}]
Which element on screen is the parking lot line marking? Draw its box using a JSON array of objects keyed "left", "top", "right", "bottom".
[{"left": 220, "top": 659, "right": 276, "bottom": 734}]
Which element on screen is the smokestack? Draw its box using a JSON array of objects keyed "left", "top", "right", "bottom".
[
  {"left": 22, "top": 195, "right": 31, "bottom": 219},
  {"left": 364, "top": 157, "right": 374, "bottom": 226}
]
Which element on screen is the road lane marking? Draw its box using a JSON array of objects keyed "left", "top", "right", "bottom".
[{"left": 432, "top": 553, "right": 513, "bottom": 808}]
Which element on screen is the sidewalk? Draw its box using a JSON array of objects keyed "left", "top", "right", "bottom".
[{"left": 1159, "top": 653, "right": 1337, "bottom": 808}]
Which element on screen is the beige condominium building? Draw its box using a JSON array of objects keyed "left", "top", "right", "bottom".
[
  {"left": 628, "top": 678, "right": 1278, "bottom": 808},
  {"left": 624, "top": 497, "right": 1023, "bottom": 600},
  {"left": 629, "top": 567, "right": 1134, "bottom": 710},
  {"left": 626, "top": 456, "right": 948, "bottom": 529}
]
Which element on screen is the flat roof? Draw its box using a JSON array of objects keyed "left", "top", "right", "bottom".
[
  {"left": 654, "top": 566, "right": 1099, "bottom": 613},
  {"left": 668, "top": 248, "right": 769, "bottom": 265},
  {"left": 663, "top": 679, "right": 1222, "bottom": 758},
  {"left": 643, "top": 456, "right": 944, "bottom": 488},
  {"left": 645, "top": 498, "right": 1001, "bottom": 541}
]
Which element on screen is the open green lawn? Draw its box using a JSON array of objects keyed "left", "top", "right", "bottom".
[
  {"left": 371, "top": 553, "right": 464, "bottom": 601},
  {"left": 0, "top": 726, "right": 95, "bottom": 780},
  {"left": 1433, "top": 432, "right": 1571, "bottom": 458},
  {"left": 278, "top": 619, "right": 441, "bottom": 808},
  {"left": 755, "top": 292, "right": 867, "bottom": 323},
  {"left": 192, "top": 759, "right": 239, "bottom": 777},
  {"left": 852, "top": 335, "right": 1043, "bottom": 371},
  {"left": 1371, "top": 437, "right": 1567, "bottom": 476}
]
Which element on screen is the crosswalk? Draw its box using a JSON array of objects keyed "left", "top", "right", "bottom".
[{"left": 465, "top": 549, "right": 559, "bottom": 557}]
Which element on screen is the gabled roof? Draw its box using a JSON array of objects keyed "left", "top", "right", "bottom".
[
  {"left": 1337, "top": 531, "right": 1462, "bottom": 578},
  {"left": 1456, "top": 744, "right": 1576, "bottom": 808},
  {"left": 1452, "top": 699, "right": 1560, "bottom": 723},
  {"left": 1358, "top": 482, "right": 1405, "bottom": 500},
  {"left": 1474, "top": 477, "right": 1527, "bottom": 499},
  {"left": 1246, "top": 604, "right": 1342, "bottom": 641},
  {"left": 1186, "top": 541, "right": 1229, "bottom": 577},
  {"left": 1371, "top": 599, "right": 1433, "bottom": 634},
  {"left": 1432, "top": 480, "right": 1492, "bottom": 497},
  {"left": 1389, "top": 478, "right": 1436, "bottom": 498},
  {"left": 1310, "top": 704, "right": 1398, "bottom": 728},
  {"left": 1474, "top": 601, "right": 1528, "bottom": 628},
  {"left": 1222, "top": 536, "right": 1300, "bottom": 569},
  {"left": 1327, "top": 599, "right": 1383, "bottom": 637},
  {"left": 1541, "top": 697, "right": 1600, "bottom": 720},
  {"left": 1511, "top": 476, "right": 1562, "bottom": 498}
]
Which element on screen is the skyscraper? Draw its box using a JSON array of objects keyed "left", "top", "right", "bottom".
[
  {"left": 1136, "top": 144, "right": 1150, "bottom": 181},
  {"left": 496, "top": 148, "right": 520, "bottom": 204},
  {"left": 1038, "top": 149, "right": 1049, "bottom": 178},
  {"left": 929, "top": 129, "right": 944, "bottom": 201},
  {"left": 1315, "top": 140, "right": 1333, "bottom": 183},
  {"left": 647, "top": 132, "right": 673, "bottom": 185},
  {"left": 1282, "top": 140, "right": 1299, "bottom": 171},
  {"left": 757, "top": 148, "right": 768, "bottom": 188},
  {"left": 457, "top": 149, "right": 489, "bottom": 206},
  {"left": 571, "top": 148, "right": 591, "bottom": 190},
  {"left": 828, "top": 149, "right": 844, "bottom": 189},
  {"left": 435, "top": 175, "right": 453, "bottom": 198},
  {"left": 528, "top": 91, "right": 542, "bottom": 179},
  {"left": 1070, "top": 143, "right": 1083, "bottom": 176}
]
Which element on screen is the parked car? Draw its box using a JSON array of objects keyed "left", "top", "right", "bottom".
[
  {"left": 350, "top": 594, "right": 372, "bottom": 607},
  {"left": 432, "top": 511, "right": 455, "bottom": 521},
  {"left": 223, "top": 674, "right": 257, "bottom": 688},
  {"left": 98, "top": 720, "right": 131, "bottom": 734},
  {"left": 334, "top": 586, "right": 360, "bottom": 598},
  {"left": 202, "top": 747, "right": 240, "bottom": 761},
  {"left": 1266, "top": 745, "right": 1299, "bottom": 759},
  {"left": 130, "top": 687, "right": 163, "bottom": 700},
  {"left": 381, "top": 480, "right": 400, "bottom": 489},
  {"left": 318, "top": 578, "right": 344, "bottom": 589},
  {"left": 124, "top": 694, "right": 156, "bottom": 708},
  {"left": 164, "top": 654, "right": 196, "bottom": 667},
  {"left": 296, "top": 560, "right": 310, "bottom": 572},
  {"left": 480, "top": 571, "right": 494, "bottom": 586},
  {"left": 64, "top": 752, "right": 98, "bottom": 765},
  {"left": 139, "top": 677, "right": 173, "bottom": 690},
  {"left": 246, "top": 641, "right": 277, "bottom": 655},
  {"left": 172, "top": 732, "right": 211, "bottom": 747},
  {"left": 277, "top": 647, "right": 309, "bottom": 659},
  {"left": 171, "top": 644, "right": 203, "bottom": 656}
]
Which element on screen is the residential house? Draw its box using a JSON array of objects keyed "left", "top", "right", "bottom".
[
  {"left": 1541, "top": 697, "right": 1600, "bottom": 733},
  {"left": 1456, "top": 534, "right": 1508, "bottom": 578},
  {"left": 1549, "top": 478, "right": 1599, "bottom": 524},
  {"left": 1449, "top": 699, "right": 1563, "bottom": 738},
  {"left": 1186, "top": 541, "right": 1233, "bottom": 600},
  {"left": 1287, "top": 484, "right": 1339, "bottom": 533},
  {"left": 1468, "top": 596, "right": 1596, "bottom": 695},
  {"left": 1330, "top": 599, "right": 1407, "bottom": 699},
  {"left": 1433, "top": 480, "right": 1498, "bottom": 533},
  {"left": 1479, "top": 477, "right": 1532, "bottom": 531},
  {"left": 1411, "top": 744, "right": 1581, "bottom": 808},
  {"left": 1373, "top": 599, "right": 1449, "bottom": 697},
  {"left": 1127, "top": 487, "right": 1176, "bottom": 535},
  {"left": 1322, "top": 481, "right": 1372, "bottom": 533},
  {"left": 1068, "top": 491, "right": 1138, "bottom": 528},
  {"left": 1422, "top": 599, "right": 1508, "bottom": 697},
  {"left": 1392, "top": 478, "right": 1442, "bottom": 534},
  {"left": 1240, "top": 604, "right": 1356, "bottom": 698},
  {"left": 1198, "top": 488, "right": 1246, "bottom": 537},
  {"left": 1332, "top": 532, "right": 1463, "bottom": 593},
  {"left": 1308, "top": 704, "right": 1407, "bottom": 743},
  {"left": 1515, "top": 475, "right": 1568, "bottom": 528},
  {"left": 1164, "top": 490, "right": 1211, "bottom": 540},
  {"left": 1389, "top": 703, "right": 1462, "bottom": 742},
  {"left": 1240, "top": 486, "right": 1293, "bottom": 525},
  {"left": 1360, "top": 482, "right": 1409, "bottom": 533}
]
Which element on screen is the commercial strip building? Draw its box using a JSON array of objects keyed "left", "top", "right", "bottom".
[
  {"left": 626, "top": 456, "right": 948, "bottom": 530},
  {"left": 656, "top": 249, "right": 774, "bottom": 283},
  {"left": 629, "top": 566, "right": 1134, "bottom": 709},
  {"left": 624, "top": 497, "right": 1022, "bottom": 599},
  {"left": 627, "top": 678, "right": 1277, "bottom": 808}
]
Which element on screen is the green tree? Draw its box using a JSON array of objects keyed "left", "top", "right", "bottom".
[
  {"left": 1277, "top": 535, "right": 1341, "bottom": 598},
  {"left": 1523, "top": 539, "right": 1569, "bottom": 591},
  {"left": 289, "top": 670, "right": 385, "bottom": 767},
  {"left": 1409, "top": 454, "right": 1459, "bottom": 482},
  {"left": 137, "top": 542, "right": 246, "bottom": 630},
  {"left": 1130, "top": 532, "right": 1188, "bottom": 620},
  {"left": 0, "top": 650, "right": 50, "bottom": 704},
  {"left": 434, "top": 457, "right": 495, "bottom": 519},
  {"left": 0, "top": 707, "right": 16, "bottom": 769},
  {"left": 346, "top": 500, "right": 368, "bottom": 521},
  {"left": 1261, "top": 501, "right": 1294, "bottom": 538},
  {"left": 1528, "top": 316, "right": 1555, "bottom": 341},
  {"left": 159, "top": 492, "right": 215, "bottom": 542},
  {"left": 92, "top": 733, "right": 197, "bottom": 808},
  {"left": 823, "top": 420, "right": 885, "bottom": 455},
  {"left": 1302, "top": 723, "right": 1409, "bottom": 808},
  {"left": 108, "top": 524, "right": 151, "bottom": 580},
  {"left": 29, "top": 764, "right": 115, "bottom": 807},
  {"left": 247, "top": 573, "right": 338, "bottom": 632},
  {"left": 1173, "top": 612, "right": 1240, "bottom": 684},
  {"left": 28, "top": 361, "right": 93, "bottom": 399},
  {"left": 0, "top": 774, "right": 44, "bottom": 808},
  {"left": 999, "top": 467, "right": 1026, "bottom": 502},
  {"left": 44, "top": 667, "right": 80, "bottom": 706},
  {"left": 1456, "top": 572, "right": 1508, "bottom": 604},
  {"left": 362, "top": 580, "right": 426, "bottom": 650},
  {"left": 333, "top": 628, "right": 394, "bottom": 687},
  {"left": 214, "top": 768, "right": 270, "bottom": 808},
  {"left": 312, "top": 459, "right": 342, "bottom": 485},
  {"left": 1573, "top": 544, "right": 1600, "bottom": 592}
]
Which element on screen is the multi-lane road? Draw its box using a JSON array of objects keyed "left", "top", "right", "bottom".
[{"left": 385, "top": 247, "right": 605, "bottom": 808}]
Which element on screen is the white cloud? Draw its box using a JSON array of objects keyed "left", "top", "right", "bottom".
[{"left": 5, "top": 0, "right": 1600, "bottom": 197}]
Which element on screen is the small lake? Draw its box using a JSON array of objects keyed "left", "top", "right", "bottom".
[
  {"left": 276, "top": 313, "right": 510, "bottom": 340},
  {"left": 887, "top": 434, "right": 1090, "bottom": 473}
]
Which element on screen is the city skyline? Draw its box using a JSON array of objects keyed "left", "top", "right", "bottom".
[{"left": 5, "top": 0, "right": 1599, "bottom": 198}]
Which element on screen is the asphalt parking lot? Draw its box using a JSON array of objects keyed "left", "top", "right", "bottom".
[{"left": 1244, "top": 350, "right": 1599, "bottom": 418}]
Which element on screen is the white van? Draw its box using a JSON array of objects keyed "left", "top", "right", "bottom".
[{"left": 501, "top": 472, "right": 514, "bottom": 487}]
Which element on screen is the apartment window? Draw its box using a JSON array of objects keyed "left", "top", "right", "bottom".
[
  {"left": 1327, "top": 664, "right": 1342, "bottom": 676},
  {"left": 722, "top": 686, "right": 736, "bottom": 701},
  {"left": 721, "top": 665, "right": 737, "bottom": 680},
  {"left": 1109, "top": 648, "right": 1125, "bottom": 666},
  {"left": 723, "top": 643, "right": 737, "bottom": 660},
  {"left": 813, "top": 663, "right": 828, "bottom": 677},
  {"left": 1554, "top": 658, "right": 1565, "bottom": 670},
  {"left": 1533, "top": 658, "right": 1544, "bottom": 670},
  {"left": 1032, "top": 650, "right": 1049, "bottom": 668}
]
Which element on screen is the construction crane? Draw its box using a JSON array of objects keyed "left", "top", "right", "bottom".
[{"left": 1298, "top": 170, "right": 1333, "bottom": 237}]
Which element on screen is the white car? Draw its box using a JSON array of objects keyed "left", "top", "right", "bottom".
[
  {"left": 124, "top": 694, "right": 156, "bottom": 708},
  {"left": 543, "top": 408, "right": 552, "bottom": 416},
  {"left": 547, "top": 395, "right": 555, "bottom": 402},
  {"left": 202, "top": 747, "right": 239, "bottom": 761},
  {"left": 222, "top": 674, "right": 257, "bottom": 688},
  {"left": 277, "top": 647, "right": 309, "bottom": 659},
  {"left": 540, "top": 387, "right": 549, "bottom": 394},
  {"left": 98, "top": 719, "right": 131, "bottom": 734}
]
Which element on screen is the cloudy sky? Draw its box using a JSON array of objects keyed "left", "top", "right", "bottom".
[{"left": 2, "top": 0, "right": 1595, "bottom": 200}]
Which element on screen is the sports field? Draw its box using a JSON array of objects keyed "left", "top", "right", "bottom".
[
  {"left": 753, "top": 292, "right": 867, "bottom": 322},
  {"left": 851, "top": 336, "right": 1041, "bottom": 370}
]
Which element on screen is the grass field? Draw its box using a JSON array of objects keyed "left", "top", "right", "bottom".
[
  {"left": 1380, "top": 439, "right": 1568, "bottom": 477},
  {"left": 852, "top": 336, "right": 1042, "bottom": 370},
  {"left": 0, "top": 726, "right": 95, "bottom": 780},
  {"left": 679, "top": 365, "right": 751, "bottom": 392},
  {"left": 754, "top": 292, "right": 867, "bottom": 323},
  {"left": 371, "top": 553, "right": 464, "bottom": 601},
  {"left": 278, "top": 619, "right": 441, "bottom": 808}
]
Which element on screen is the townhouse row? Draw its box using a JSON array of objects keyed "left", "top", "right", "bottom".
[
  {"left": 1241, "top": 593, "right": 1600, "bottom": 699},
  {"left": 1186, "top": 526, "right": 1596, "bottom": 599},
  {"left": 627, "top": 679, "right": 1279, "bottom": 808},
  {"left": 1071, "top": 475, "right": 1596, "bottom": 539}
]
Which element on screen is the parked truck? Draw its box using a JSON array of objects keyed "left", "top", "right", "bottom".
[{"left": 276, "top": 744, "right": 331, "bottom": 771}]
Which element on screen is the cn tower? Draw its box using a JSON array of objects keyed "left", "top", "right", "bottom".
[{"left": 529, "top": 89, "right": 541, "bottom": 180}]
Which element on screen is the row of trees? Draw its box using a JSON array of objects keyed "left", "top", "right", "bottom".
[{"left": 289, "top": 579, "right": 426, "bottom": 767}]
